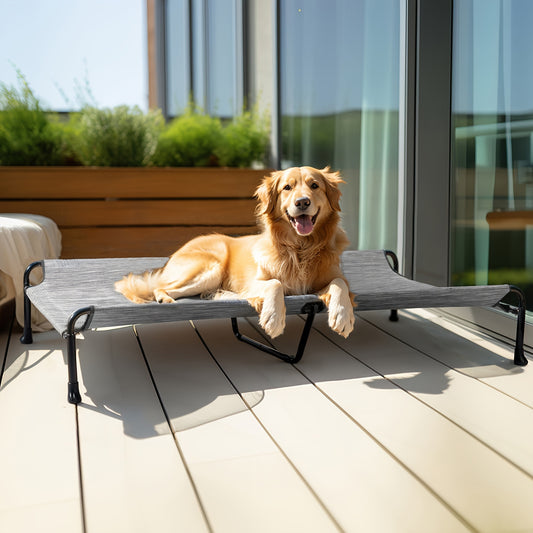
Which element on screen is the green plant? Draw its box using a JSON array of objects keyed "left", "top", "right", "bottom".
[
  {"left": 75, "top": 105, "right": 163, "bottom": 167},
  {"left": 0, "top": 70, "right": 271, "bottom": 168},
  {"left": 0, "top": 70, "right": 65, "bottom": 165},
  {"left": 152, "top": 107, "right": 223, "bottom": 167},
  {"left": 152, "top": 104, "right": 270, "bottom": 168},
  {"left": 216, "top": 107, "right": 270, "bottom": 167},
  {"left": 32, "top": 112, "right": 84, "bottom": 166}
]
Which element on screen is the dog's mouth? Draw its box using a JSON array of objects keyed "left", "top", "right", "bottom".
[{"left": 287, "top": 209, "right": 320, "bottom": 236}]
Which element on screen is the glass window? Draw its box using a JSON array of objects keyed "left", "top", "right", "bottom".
[
  {"left": 165, "top": 0, "right": 243, "bottom": 117},
  {"left": 279, "top": 0, "right": 402, "bottom": 251},
  {"left": 204, "top": 0, "right": 242, "bottom": 116},
  {"left": 166, "top": 0, "right": 190, "bottom": 116},
  {"left": 451, "top": 0, "right": 533, "bottom": 311}
]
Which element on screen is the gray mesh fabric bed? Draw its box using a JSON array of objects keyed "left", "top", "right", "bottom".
[{"left": 20, "top": 250, "right": 528, "bottom": 404}]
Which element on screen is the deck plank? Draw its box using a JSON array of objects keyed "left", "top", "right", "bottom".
[
  {"left": 0, "top": 329, "right": 83, "bottom": 533},
  {"left": 194, "top": 318, "right": 469, "bottom": 533},
  {"left": 75, "top": 326, "right": 209, "bottom": 533},
  {"left": 364, "top": 308, "right": 533, "bottom": 407},
  {"left": 303, "top": 313, "right": 533, "bottom": 531},
  {"left": 328, "top": 313, "right": 533, "bottom": 475},
  {"left": 136, "top": 320, "right": 339, "bottom": 533},
  {"left": 5, "top": 307, "right": 533, "bottom": 533}
]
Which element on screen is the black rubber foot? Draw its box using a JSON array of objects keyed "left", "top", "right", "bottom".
[
  {"left": 20, "top": 329, "right": 33, "bottom": 344},
  {"left": 514, "top": 349, "right": 528, "bottom": 367},
  {"left": 68, "top": 383, "right": 82, "bottom": 404}
]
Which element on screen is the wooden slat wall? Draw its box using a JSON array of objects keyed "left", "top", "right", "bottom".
[
  {"left": 60, "top": 226, "right": 258, "bottom": 258},
  {"left": 0, "top": 199, "right": 257, "bottom": 227},
  {"left": 0, "top": 167, "right": 268, "bottom": 258}
]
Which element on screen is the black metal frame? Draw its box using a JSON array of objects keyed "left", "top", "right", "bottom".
[
  {"left": 20, "top": 261, "right": 95, "bottom": 404},
  {"left": 19, "top": 251, "right": 528, "bottom": 405},
  {"left": 19, "top": 261, "right": 42, "bottom": 345},
  {"left": 231, "top": 301, "right": 325, "bottom": 364},
  {"left": 385, "top": 250, "right": 399, "bottom": 322},
  {"left": 64, "top": 307, "right": 94, "bottom": 404},
  {"left": 230, "top": 250, "right": 402, "bottom": 363},
  {"left": 496, "top": 286, "right": 528, "bottom": 366}
]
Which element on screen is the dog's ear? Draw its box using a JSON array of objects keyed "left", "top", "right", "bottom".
[
  {"left": 255, "top": 170, "right": 282, "bottom": 216},
  {"left": 321, "top": 166, "right": 344, "bottom": 212}
]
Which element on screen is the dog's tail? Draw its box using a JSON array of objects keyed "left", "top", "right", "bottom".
[{"left": 114, "top": 268, "right": 162, "bottom": 303}]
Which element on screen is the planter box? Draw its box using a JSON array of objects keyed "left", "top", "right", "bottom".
[{"left": 0, "top": 167, "right": 268, "bottom": 258}]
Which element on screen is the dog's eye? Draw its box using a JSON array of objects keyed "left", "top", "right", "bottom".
[
  {"left": 311, "top": 182, "right": 319, "bottom": 189},
  {"left": 283, "top": 184, "right": 292, "bottom": 191}
]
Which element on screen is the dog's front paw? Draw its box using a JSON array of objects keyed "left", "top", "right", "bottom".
[
  {"left": 258, "top": 295, "right": 286, "bottom": 338},
  {"left": 328, "top": 303, "right": 355, "bottom": 338},
  {"left": 259, "top": 308, "right": 286, "bottom": 338}
]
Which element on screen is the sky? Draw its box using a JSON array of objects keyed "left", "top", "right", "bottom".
[{"left": 0, "top": 0, "right": 147, "bottom": 111}]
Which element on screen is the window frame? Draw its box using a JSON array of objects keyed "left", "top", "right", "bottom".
[{"left": 411, "top": 0, "right": 453, "bottom": 286}]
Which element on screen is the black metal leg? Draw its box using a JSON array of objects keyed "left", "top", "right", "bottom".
[
  {"left": 385, "top": 250, "right": 400, "bottom": 321},
  {"left": 509, "top": 286, "right": 528, "bottom": 366},
  {"left": 20, "top": 261, "right": 43, "bottom": 345},
  {"left": 232, "top": 301, "right": 324, "bottom": 364},
  {"left": 66, "top": 331, "right": 82, "bottom": 404},
  {"left": 65, "top": 307, "right": 94, "bottom": 404},
  {"left": 19, "top": 292, "right": 34, "bottom": 345}
]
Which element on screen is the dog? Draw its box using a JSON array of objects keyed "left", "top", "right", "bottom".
[{"left": 114, "top": 166, "right": 355, "bottom": 339}]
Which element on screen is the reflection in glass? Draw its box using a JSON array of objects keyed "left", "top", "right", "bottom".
[
  {"left": 452, "top": 0, "right": 533, "bottom": 310},
  {"left": 166, "top": 0, "right": 190, "bottom": 116},
  {"left": 280, "top": 0, "right": 401, "bottom": 250},
  {"left": 166, "top": 0, "right": 242, "bottom": 117}
]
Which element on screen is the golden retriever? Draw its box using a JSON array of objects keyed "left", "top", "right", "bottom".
[{"left": 114, "top": 166, "right": 355, "bottom": 338}]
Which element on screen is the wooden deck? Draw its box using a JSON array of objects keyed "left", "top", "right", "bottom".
[{"left": 1, "top": 308, "right": 532, "bottom": 532}]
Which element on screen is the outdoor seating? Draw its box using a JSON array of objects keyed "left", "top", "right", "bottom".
[{"left": 19, "top": 250, "right": 528, "bottom": 405}]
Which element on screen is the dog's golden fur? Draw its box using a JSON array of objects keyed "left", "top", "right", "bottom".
[{"left": 115, "top": 166, "right": 355, "bottom": 338}]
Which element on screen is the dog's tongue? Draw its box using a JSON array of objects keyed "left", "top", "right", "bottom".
[{"left": 294, "top": 215, "right": 314, "bottom": 235}]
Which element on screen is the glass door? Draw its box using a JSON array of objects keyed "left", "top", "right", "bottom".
[
  {"left": 451, "top": 0, "right": 533, "bottom": 313},
  {"left": 279, "top": 0, "right": 403, "bottom": 253}
]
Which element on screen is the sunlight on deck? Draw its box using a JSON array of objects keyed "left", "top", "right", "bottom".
[{"left": 1, "top": 309, "right": 532, "bottom": 532}]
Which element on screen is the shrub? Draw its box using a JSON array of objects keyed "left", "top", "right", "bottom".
[
  {"left": 152, "top": 104, "right": 270, "bottom": 168},
  {"left": 152, "top": 107, "right": 222, "bottom": 167},
  {"left": 75, "top": 105, "right": 163, "bottom": 167},
  {"left": 216, "top": 107, "right": 270, "bottom": 167},
  {"left": 0, "top": 71, "right": 65, "bottom": 165},
  {"left": 0, "top": 71, "right": 271, "bottom": 168},
  {"left": 52, "top": 113, "right": 84, "bottom": 165}
]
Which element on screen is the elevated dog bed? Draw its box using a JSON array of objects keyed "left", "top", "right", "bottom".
[{"left": 20, "top": 250, "right": 528, "bottom": 404}]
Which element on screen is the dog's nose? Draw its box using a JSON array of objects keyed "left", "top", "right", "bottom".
[{"left": 295, "top": 196, "right": 311, "bottom": 211}]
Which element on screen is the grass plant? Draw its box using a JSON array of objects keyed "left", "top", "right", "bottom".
[
  {"left": 0, "top": 70, "right": 65, "bottom": 165},
  {"left": 75, "top": 105, "right": 163, "bottom": 167},
  {"left": 0, "top": 71, "right": 270, "bottom": 168}
]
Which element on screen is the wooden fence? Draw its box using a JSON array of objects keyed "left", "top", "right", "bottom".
[{"left": 0, "top": 167, "right": 268, "bottom": 258}]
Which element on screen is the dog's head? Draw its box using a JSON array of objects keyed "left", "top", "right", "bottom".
[{"left": 255, "top": 166, "right": 344, "bottom": 237}]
